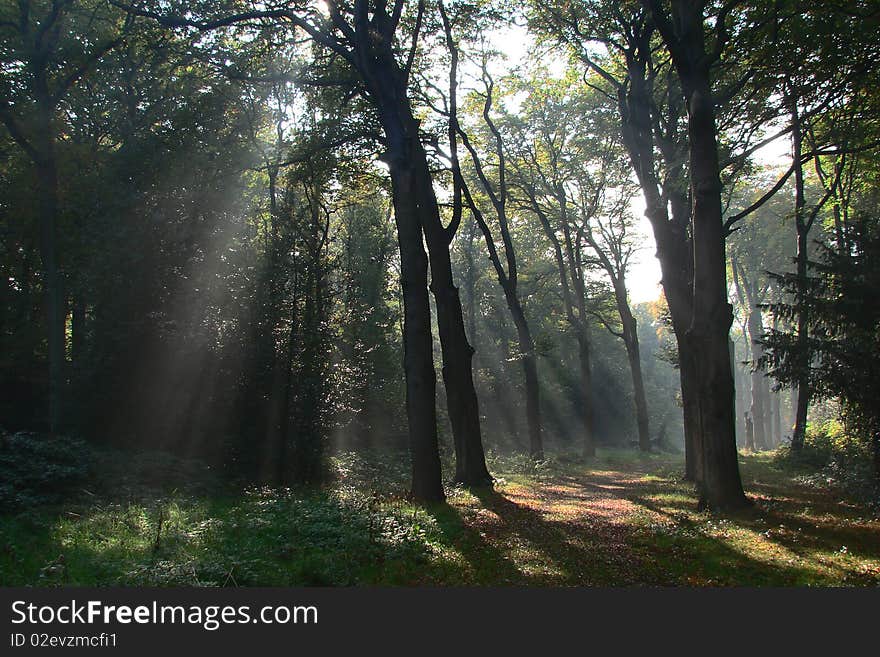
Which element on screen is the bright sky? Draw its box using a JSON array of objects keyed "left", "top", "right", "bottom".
[{"left": 626, "top": 201, "right": 663, "bottom": 304}]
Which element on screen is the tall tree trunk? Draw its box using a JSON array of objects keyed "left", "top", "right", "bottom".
[
  {"left": 355, "top": 42, "right": 449, "bottom": 499},
  {"left": 35, "top": 111, "right": 64, "bottom": 436},
  {"left": 757, "top": 377, "right": 772, "bottom": 452},
  {"left": 505, "top": 287, "right": 543, "bottom": 460},
  {"left": 576, "top": 329, "right": 596, "bottom": 457},
  {"left": 770, "top": 315, "right": 782, "bottom": 447},
  {"left": 747, "top": 309, "right": 767, "bottom": 450},
  {"left": 643, "top": 0, "right": 748, "bottom": 510},
  {"left": 648, "top": 212, "right": 700, "bottom": 479},
  {"left": 614, "top": 282, "right": 650, "bottom": 452},
  {"left": 388, "top": 158, "right": 445, "bottom": 501},
  {"left": 363, "top": 48, "right": 489, "bottom": 486},
  {"left": 792, "top": 225, "right": 811, "bottom": 450},
  {"left": 734, "top": 344, "right": 745, "bottom": 446},
  {"left": 678, "top": 335, "right": 703, "bottom": 481},
  {"left": 410, "top": 129, "right": 491, "bottom": 486},
  {"left": 463, "top": 219, "right": 478, "bottom": 351},
  {"left": 790, "top": 93, "right": 811, "bottom": 451},
  {"left": 376, "top": 105, "right": 444, "bottom": 500},
  {"left": 617, "top": 45, "right": 699, "bottom": 478},
  {"left": 495, "top": 311, "right": 521, "bottom": 446},
  {"left": 683, "top": 75, "right": 747, "bottom": 509}
]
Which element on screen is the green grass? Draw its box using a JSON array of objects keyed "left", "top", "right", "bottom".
[{"left": 1, "top": 449, "right": 878, "bottom": 586}]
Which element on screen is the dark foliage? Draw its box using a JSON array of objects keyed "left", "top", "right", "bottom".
[
  {"left": 0, "top": 432, "right": 93, "bottom": 508},
  {"left": 762, "top": 217, "right": 880, "bottom": 475}
]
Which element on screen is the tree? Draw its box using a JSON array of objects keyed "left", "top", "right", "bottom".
[
  {"left": 728, "top": 180, "right": 791, "bottom": 450},
  {"left": 763, "top": 217, "right": 880, "bottom": 478},
  {"left": 578, "top": 176, "right": 652, "bottom": 453},
  {"left": 721, "top": 0, "right": 880, "bottom": 451},
  {"left": 0, "top": 0, "right": 126, "bottom": 434},
  {"left": 639, "top": 0, "right": 748, "bottom": 509},
  {"left": 434, "top": 14, "right": 544, "bottom": 460},
  {"left": 507, "top": 69, "right": 604, "bottom": 458},
  {"left": 118, "top": 0, "right": 500, "bottom": 497},
  {"left": 528, "top": 0, "right": 704, "bottom": 476}
]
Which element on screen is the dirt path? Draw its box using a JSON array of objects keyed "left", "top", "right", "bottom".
[{"left": 428, "top": 459, "right": 880, "bottom": 586}]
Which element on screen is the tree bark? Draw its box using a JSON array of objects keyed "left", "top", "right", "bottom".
[
  {"left": 348, "top": 16, "right": 490, "bottom": 499},
  {"left": 792, "top": 224, "right": 811, "bottom": 450},
  {"left": 576, "top": 329, "right": 596, "bottom": 458},
  {"left": 615, "top": 35, "right": 700, "bottom": 479},
  {"left": 363, "top": 55, "right": 489, "bottom": 487},
  {"left": 734, "top": 344, "right": 746, "bottom": 447}
]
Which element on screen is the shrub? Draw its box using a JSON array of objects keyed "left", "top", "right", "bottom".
[
  {"left": 776, "top": 420, "right": 878, "bottom": 504},
  {"left": 0, "top": 432, "right": 93, "bottom": 508}
]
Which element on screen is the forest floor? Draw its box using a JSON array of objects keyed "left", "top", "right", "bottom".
[{"left": 2, "top": 449, "right": 879, "bottom": 586}]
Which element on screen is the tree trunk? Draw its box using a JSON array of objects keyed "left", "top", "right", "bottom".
[
  {"left": 792, "top": 228, "right": 811, "bottom": 450},
  {"left": 388, "top": 160, "right": 445, "bottom": 501},
  {"left": 378, "top": 111, "right": 445, "bottom": 501},
  {"left": 639, "top": 0, "right": 748, "bottom": 510},
  {"left": 770, "top": 315, "right": 782, "bottom": 448},
  {"left": 614, "top": 282, "right": 650, "bottom": 452},
  {"left": 649, "top": 215, "right": 700, "bottom": 479},
  {"left": 618, "top": 48, "right": 698, "bottom": 478},
  {"left": 410, "top": 128, "right": 491, "bottom": 487},
  {"left": 35, "top": 131, "right": 64, "bottom": 436},
  {"left": 506, "top": 287, "right": 543, "bottom": 460},
  {"left": 430, "top": 267, "right": 492, "bottom": 485},
  {"left": 353, "top": 42, "right": 451, "bottom": 500},
  {"left": 495, "top": 312, "right": 521, "bottom": 445},
  {"left": 771, "top": 387, "right": 782, "bottom": 448},
  {"left": 790, "top": 93, "right": 811, "bottom": 451},
  {"left": 734, "top": 345, "right": 746, "bottom": 447},
  {"left": 683, "top": 73, "right": 748, "bottom": 510},
  {"left": 747, "top": 310, "right": 767, "bottom": 450},
  {"left": 463, "top": 219, "right": 479, "bottom": 351},
  {"left": 678, "top": 335, "right": 703, "bottom": 481},
  {"left": 627, "top": 336, "right": 650, "bottom": 453},
  {"left": 576, "top": 329, "right": 596, "bottom": 457}
]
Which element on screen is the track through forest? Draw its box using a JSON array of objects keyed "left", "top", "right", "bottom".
[{"left": 421, "top": 454, "right": 880, "bottom": 586}]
